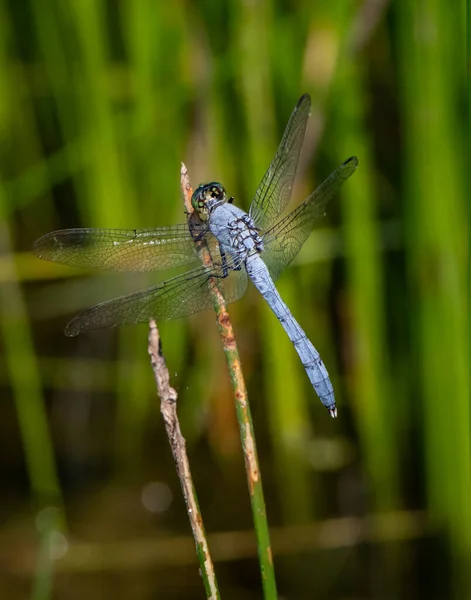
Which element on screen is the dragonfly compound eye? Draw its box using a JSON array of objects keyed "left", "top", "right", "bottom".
[
  {"left": 210, "top": 186, "right": 221, "bottom": 198},
  {"left": 191, "top": 185, "right": 209, "bottom": 214},
  {"left": 191, "top": 182, "right": 226, "bottom": 214}
]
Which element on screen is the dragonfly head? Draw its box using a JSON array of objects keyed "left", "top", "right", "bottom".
[{"left": 191, "top": 182, "right": 228, "bottom": 217}]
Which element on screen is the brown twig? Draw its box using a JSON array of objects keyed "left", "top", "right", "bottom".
[{"left": 147, "top": 320, "right": 220, "bottom": 600}]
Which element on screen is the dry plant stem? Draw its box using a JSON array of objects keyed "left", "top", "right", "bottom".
[
  {"left": 181, "top": 163, "right": 278, "bottom": 599},
  {"left": 147, "top": 321, "right": 220, "bottom": 600}
]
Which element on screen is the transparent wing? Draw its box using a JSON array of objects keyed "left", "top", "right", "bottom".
[
  {"left": 65, "top": 257, "right": 248, "bottom": 336},
  {"left": 261, "top": 157, "right": 358, "bottom": 281},
  {"left": 249, "top": 94, "right": 311, "bottom": 231},
  {"left": 32, "top": 224, "right": 210, "bottom": 272}
]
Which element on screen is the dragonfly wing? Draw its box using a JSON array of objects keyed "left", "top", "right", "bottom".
[
  {"left": 249, "top": 94, "right": 311, "bottom": 231},
  {"left": 261, "top": 157, "right": 358, "bottom": 281},
  {"left": 33, "top": 224, "right": 210, "bottom": 272},
  {"left": 65, "top": 258, "right": 248, "bottom": 336}
]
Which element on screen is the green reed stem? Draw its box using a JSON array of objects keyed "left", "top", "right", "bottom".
[
  {"left": 0, "top": 214, "right": 63, "bottom": 510},
  {"left": 332, "top": 57, "right": 398, "bottom": 510},
  {"left": 398, "top": 1, "right": 471, "bottom": 593},
  {"left": 182, "top": 164, "right": 278, "bottom": 600},
  {"left": 467, "top": 0, "right": 471, "bottom": 421}
]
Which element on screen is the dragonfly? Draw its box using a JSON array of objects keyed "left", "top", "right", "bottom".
[{"left": 33, "top": 94, "right": 358, "bottom": 417}]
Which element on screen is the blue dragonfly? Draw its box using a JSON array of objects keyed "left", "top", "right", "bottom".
[{"left": 33, "top": 94, "right": 358, "bottom": 416}]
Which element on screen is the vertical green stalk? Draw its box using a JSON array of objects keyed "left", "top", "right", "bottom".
[
  {"left": 32, "top": 507, "right": 63, "bottom": 600},
  {"left": 467, "top": 0, "right": 471, "bottom": 426},
  {"left": 30, "top": 0, "right": 87, "bottom": 217},
  {"left": 0, "top": 215, "right": 63, "bottom": 504},
  {"left": 0, "top": 212, "right": 63, "bottom": 600},
  {"left": 1, "top": 7, "right": 65, "bottom": 597},
  {"left": 398, "top": 1, "right": 471, "bottom": 594},
  {"left": 0, "top": 0, "right": 64, "bottom": 521},
  {"left": 332, "top": 59, "right": 398, "bottom": 511},
  {"left": 70, "top": 0, "right": 151, "bottom": 472},
  {"left": 331, "top": 53, "right": 405, "bottom": 593}
]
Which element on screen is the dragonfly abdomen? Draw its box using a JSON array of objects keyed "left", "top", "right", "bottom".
[{"left": 246, "top": 255, "right": 336, "bottom": 416}]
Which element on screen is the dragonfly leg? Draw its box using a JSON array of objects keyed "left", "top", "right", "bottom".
[
  {"left": 219, "top": 245, "right": 229, "bottom": 278},
  {"left": 192, "top": 230, "right": 206, "bottom": 242},
  {"left": 218, "top": 244, "right": 242, "bottom": 277}
]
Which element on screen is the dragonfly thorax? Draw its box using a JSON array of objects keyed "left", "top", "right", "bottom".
[{"left": 191, "top": 182, "right": 230, "bottom": 216}]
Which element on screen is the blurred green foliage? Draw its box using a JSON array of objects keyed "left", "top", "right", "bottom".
[{"left": 0, "top": 0, "right": 469, "bottom": 599}]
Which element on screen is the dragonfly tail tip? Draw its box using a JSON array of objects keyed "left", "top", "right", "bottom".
[{"left": 329, "top": 407, "right": 338, "bottom": 418}]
